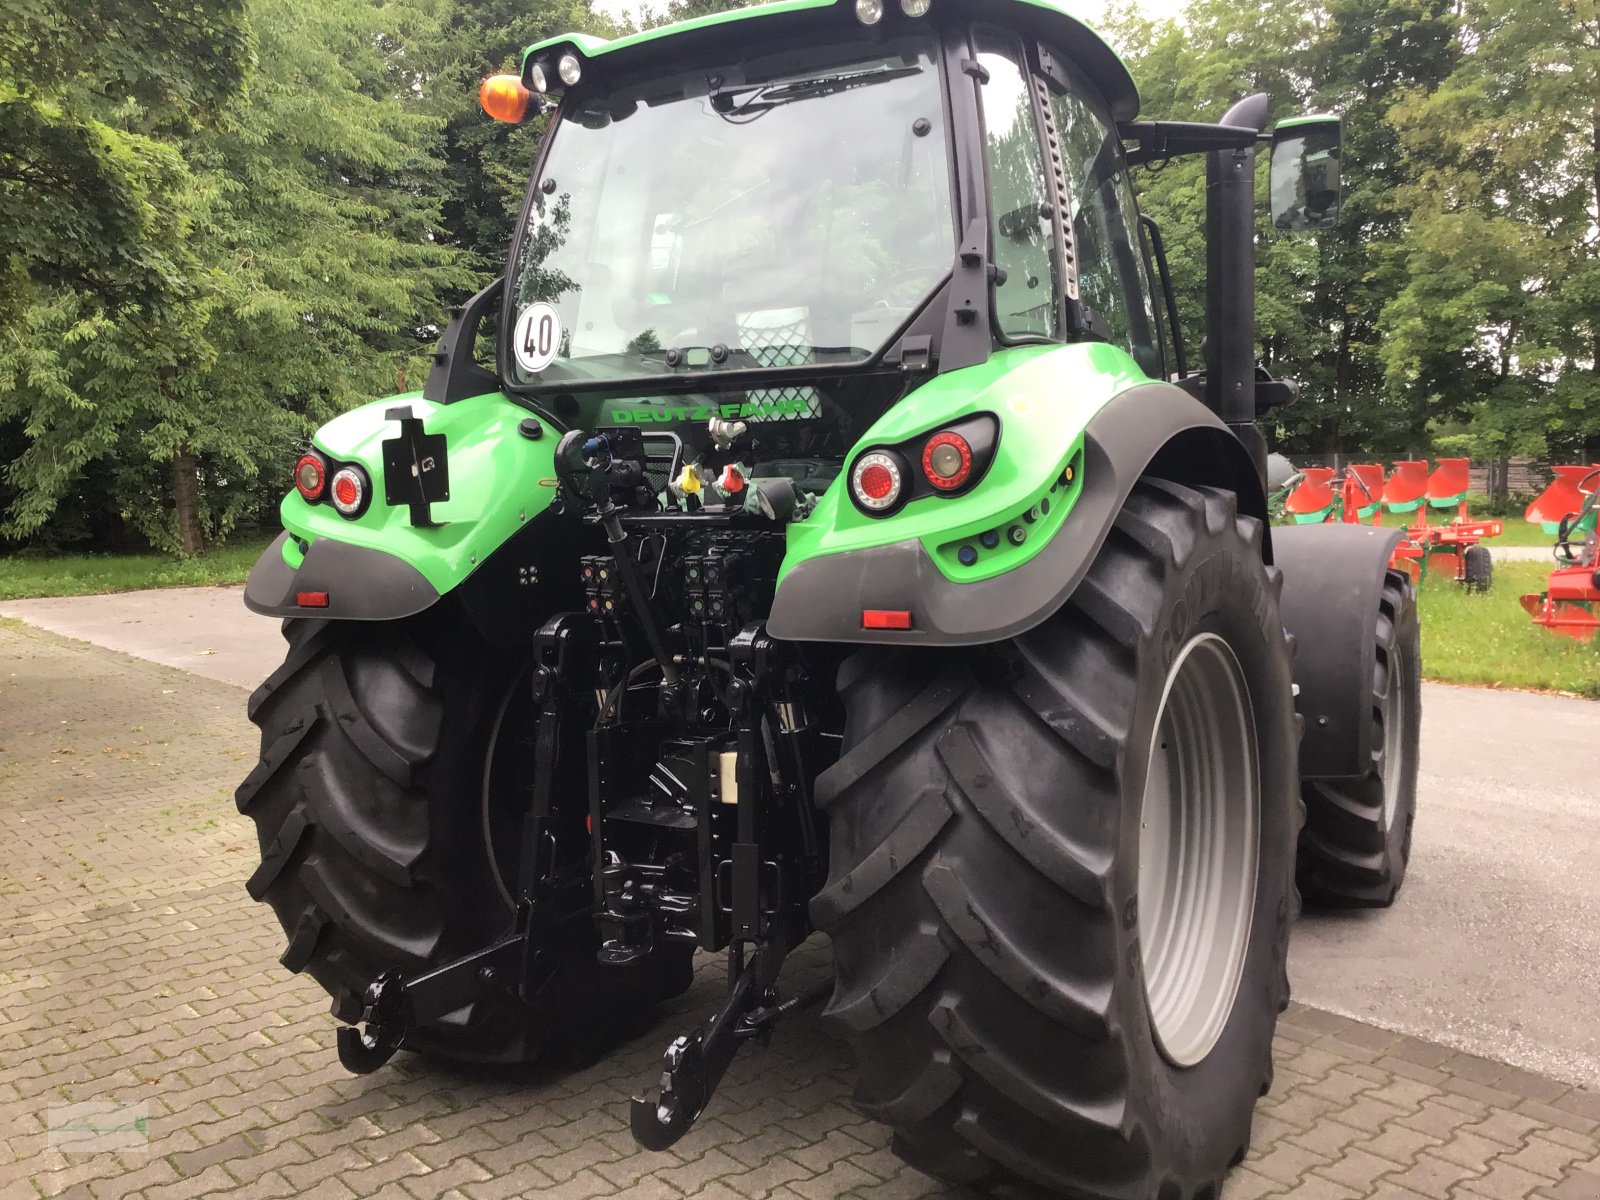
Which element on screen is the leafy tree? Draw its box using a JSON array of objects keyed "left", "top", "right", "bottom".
[
  {"left": 428, "top": 0, "right": 616, "bottom": 278},
  {"left": 0, "top": 0, "right": 463, "bottom": 553},
  {"left": 0, "top": 0, "right": 250, "bottom": 328},
  {"left": 1381, "top": 0, "right": 1600, "bottom": 478},
  {"left": 1102, "top": 0, "right": 1459, "bottom": 460}
]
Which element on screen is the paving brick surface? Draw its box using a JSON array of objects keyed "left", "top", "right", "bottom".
[{"left": 4, "top": 621, "right": 1599, "bottom": 1200}]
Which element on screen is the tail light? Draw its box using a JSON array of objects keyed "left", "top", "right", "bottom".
[
  {"left": 294, "top": 453, "right": 326, "bottom": 501},
  {"left": 849, "top": 414, "right": 998, "bottom": 517},
  {"left": 329, "top": 466, "right": 369, "bottom": 517},
  {"left": 921, "top": 431, "right": 973, "bottom": 490},
  {"left": 850, "top": 451, "right": 906, "bottom": 513}
]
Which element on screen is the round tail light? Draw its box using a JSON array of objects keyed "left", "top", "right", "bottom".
[
  {"left": 921, "top": 431, "right": 973, "bottom": 490},
  {"left": 294, "top": 453, "right": 326, "bottom": 501},
  {"left": 851, "top": 451, "right": 905, "bottom": 513},
  {"left": 329, "top": 466, "right": 368, "bottom": 517}
]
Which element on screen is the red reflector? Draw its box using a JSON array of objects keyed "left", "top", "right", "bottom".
[
  {"left": 296, "top": 591, "right": 330, "bottom": 608},
  {"left": 862, "top": 609, "right": 913, "bottom": 630},
  {"left": 333, "top": 474, "right": 359, "bottom": 508}
]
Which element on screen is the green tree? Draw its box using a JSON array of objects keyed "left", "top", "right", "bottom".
[
  {"left": 1102, "top": 0, "right": 1459, "bottom": 461},
  {"left": 1381, "top": 0, "right": 1600, "bottom": 477},
  {"left": 428, "top": 0, "right": 615, "bottom": 277},
  {"left": 0, "top": 0, "right": 463, "bottom": 553},
  {"left": 0, "top": 0, "right": 251, "bottom": 328}
]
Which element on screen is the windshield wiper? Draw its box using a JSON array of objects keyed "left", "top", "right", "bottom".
[{"left": 710, "top": 65, "right": 922, "bottom": 119}]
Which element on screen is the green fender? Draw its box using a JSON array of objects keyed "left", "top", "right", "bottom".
[
  {"left": 768, "top": 344, "right": 1267, "bottom": 645},
  {"left": 244, "top": 390, "right": 567, "bottom": 623}
]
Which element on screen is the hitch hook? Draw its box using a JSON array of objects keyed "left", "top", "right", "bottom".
[
  {"left": 336, "top": 971, "right": 408, "bottom": 1074},
  {"left": 629, "top": 970, "right": 834, "bottom": 1150}
]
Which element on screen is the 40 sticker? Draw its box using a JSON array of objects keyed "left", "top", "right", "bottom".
[{"left": 513, "top": 303, "right": 561, "bottom": 373}]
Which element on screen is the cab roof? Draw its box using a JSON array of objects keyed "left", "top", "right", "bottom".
[{"left": 520, "top": 0, "right": 1140, "bottom": 121}]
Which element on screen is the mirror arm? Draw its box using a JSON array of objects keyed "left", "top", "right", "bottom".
[{"left": 1119, "top": 120, "right": 1262, "bottom": 167}]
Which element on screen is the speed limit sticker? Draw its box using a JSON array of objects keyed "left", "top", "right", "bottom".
[{"left": 513, "top": 303, "right": 561, "bottom": 373}]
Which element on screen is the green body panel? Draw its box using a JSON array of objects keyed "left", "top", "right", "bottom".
[
  {"left": 523, "top": 0, "right": 833, "bottom": 68},
  {"left": 521, "top": 0, "right": 1138, "bottom": 115},
  {"left": 280, "top": 391, "right": 556, "bottom": 594},
  {"left": 1274, "top": 114, "right": 1338, "bottom": 130},
  {"left": 777, "top": 342, "right": 1151, "bottom": 586}
]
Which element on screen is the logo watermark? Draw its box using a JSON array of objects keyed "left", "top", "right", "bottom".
[{"left": 47, "top": 1102, "right": 148, "bottom": 1152}]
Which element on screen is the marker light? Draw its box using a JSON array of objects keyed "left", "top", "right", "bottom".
[
  {"left": 851, "top": 451, "right": 904, "bottom": 513},
  {"left": 855, "top": 0, "right": 884, "bottom": 23},
  {"left": 530, "top": 62, "right": 550, "bottom": 94},
  {"left": 862, "top": 609, "right": 913, "bottom": 630},
  {"left": 921, "top": 430, "right": 973, "bottom": 490},
  {"left": 329, "top": 466, "right": 368, "bottom": 517},
  {"left": 479, "top": 74, "right": 531, "bottom": 123},
  {"left": 900, "top": 0, "right": 931, "bottom": 14},
  {"left": 558, "top": 53, "right": 582, "bottom": 87},
  {"left": 294, "top": 453, "right": 326, "bottom": 501}
]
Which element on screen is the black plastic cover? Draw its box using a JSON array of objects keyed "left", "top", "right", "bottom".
[
  {"left": 1273, "top": 522, "right": 1407, "bottom": 779},
  {"left": 243, "top": 532, "right": 440, "bottom": 621}
]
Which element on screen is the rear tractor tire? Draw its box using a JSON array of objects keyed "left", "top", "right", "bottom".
[
  {"left": 1298, "top": 569, "right": 1422, "bottom": 907},
  {"left": 237, "top": 611, "right": 691, "bottom": 1064},
  {"left": 813, "top": 479, "right": 1299, "bottom": 1199}
]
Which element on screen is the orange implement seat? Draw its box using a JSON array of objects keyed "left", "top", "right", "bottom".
[
  {"left": 1383, "top": 460, "right": 1428, "bottom": 513},
  {"left": 1525, "top": 465, "right": 1600, "bottom": 534},
  {"left": 1426, "top": 457, "right": 1471, "bottom": 508},
  {"left": 1284, "top": 467, "right": 1337, "bottom": 522}
]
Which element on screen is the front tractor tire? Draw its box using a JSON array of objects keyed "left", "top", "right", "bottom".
[
  {"left": 237, "top": 612, "right": 690, "bottom": 1064},
  {"left": 813, "top": 479, "right": 1299, "bottom": 1199},
  {"left": 1297, "top": 569, "right": 1422, "bottom": 907}
]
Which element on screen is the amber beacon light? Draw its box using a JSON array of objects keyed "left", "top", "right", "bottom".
[{"left": 480, "top": 74, "right": 531, "bottom": 123}]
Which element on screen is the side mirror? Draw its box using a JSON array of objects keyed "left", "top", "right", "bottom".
[{"left": 1269, "top": 116, "right": 1342, "bottom": 232}]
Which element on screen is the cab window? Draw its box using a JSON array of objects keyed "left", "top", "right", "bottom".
[
  {"left": 974, "top": 30, "right": 1058, "bottom": 341},
  {"left": 1044, "top": 55, "right": 1163, "bottom": 376}
]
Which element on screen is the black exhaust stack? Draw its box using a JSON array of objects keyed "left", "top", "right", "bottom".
[{"left": 1204, "top": 93, "right": 1271, "bottom": 488}]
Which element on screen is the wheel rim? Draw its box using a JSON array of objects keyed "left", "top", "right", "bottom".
[
  {"left": 1381, "top": 645, "right": 1409, "bottom": 827},
  {"left": 1138, "top": 633, "right": 1261, "bottom": 1068}
]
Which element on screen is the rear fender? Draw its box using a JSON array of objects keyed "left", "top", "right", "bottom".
[
  {"left": 768, "top": 363, "right": 1268, "bottom": 645},
  {"left": 244, "top": 390, "right": 572, "bottom": 634},
  {"left": 1272, "top": 523, "right": 1408, "bottom": 778}
]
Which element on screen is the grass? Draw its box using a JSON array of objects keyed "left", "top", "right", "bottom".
[
  {"left": 0, "top": 539, "right": 273, "bottom": 602},
  {"left": 1417, "top": 559, "right": 1600, "bottom": 698}
]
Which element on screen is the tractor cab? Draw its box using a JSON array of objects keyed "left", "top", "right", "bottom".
[{"left": 479, "top": 0, "right": 1165, "bottom": 458}]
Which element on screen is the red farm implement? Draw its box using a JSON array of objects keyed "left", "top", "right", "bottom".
[
  {"left": 1282, "top": 463, "right": 1385, "bottom": 525},
  {"left": 1383, "top": 457, "right": 1500, "bottom": 589},
  {"left": 1520, "top": 466, "right": 1600, "bottom": 642}
]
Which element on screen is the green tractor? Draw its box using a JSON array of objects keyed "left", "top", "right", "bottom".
[{"left": 237, "top": 1, "right": 1422, "bottom": 1194}]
